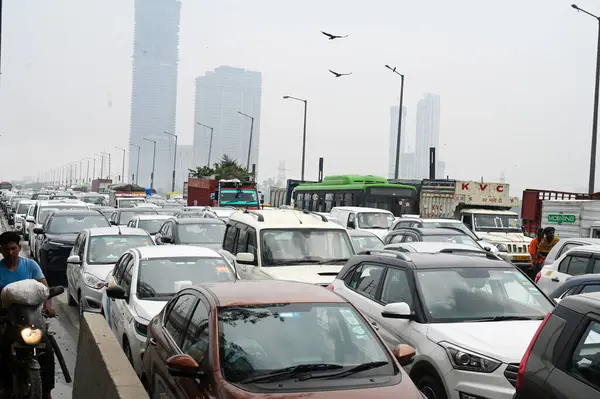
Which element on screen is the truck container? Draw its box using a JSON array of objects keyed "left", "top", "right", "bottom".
[
  {"left": 541, "top": 200, "right": 600, "bottom": 238},
  {"left": 108, "top": 183, "right": 148, "bottom": 208},
  {"left": 91, "top": 179, "right": 113, "bottom": 194}
]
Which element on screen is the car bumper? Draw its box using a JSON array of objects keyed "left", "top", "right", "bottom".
[
  {"left": 80, "top": 285, "right": 105, "bottom": 313},
  {"left": 445, "top": 367, "right": 516, "bottom": 399}
]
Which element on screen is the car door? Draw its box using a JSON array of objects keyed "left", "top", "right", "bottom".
[
  {"left": 112, "top": 256, "right": 135, "bottom": 342},
  {"left": 106, "top": 253, "right": 133, "bottom": 330},
  {"left": 73, "top": 232, "right": 88, "bottom": 298},
  {"left": 67, "top": 232, "right": 85, "bottom": 298},
  {"left": 548, "top": 252, "right": 593, "bottom": 292}
]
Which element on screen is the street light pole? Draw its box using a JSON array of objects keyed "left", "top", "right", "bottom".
[
  {"left": 162, "top": 131, "right": 178, "bottom": 192},
  {"left": 237, "top": 111, "right": 255, "bottom": 171},
  {"left": 385, "top": 65, "right": 405, "bottom": 180},
  {"left": 130, "top": 144, "right": 140, "bottom": 184},
  {"left": 96, "top": 153, "right": 104, "bottom": 179},
  {"left": 143, "top": 138, "right": 157, "bottom": 190},
  {"left": 283, "top": 96, "right": 308, "bottom": 181},
  {"left": 573, "top": 4, "right": 600, "bottom": 194},
  {"left": 197, "top": 123, "right": 214, "bottom": 167},
  {"left": 115, "top": 147, "right": 126, "bottom": 182},
  {"left": 102, "top": 151, "right": 111, "bottom": 181}
]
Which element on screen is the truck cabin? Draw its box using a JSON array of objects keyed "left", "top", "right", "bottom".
[
  {"left": 460, "top": 209, "right": 522, "bottom": 234},
  {"left": 217, "top": 179, "right": 259, "bottom": 209}
]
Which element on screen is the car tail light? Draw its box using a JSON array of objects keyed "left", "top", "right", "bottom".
[
  {"left": 534, "top": 272, "right": 541, "bottom": 284},
  {"left": 516, "top": 312, "right": 551, "bottom": 391},
  {"left": 326, "top": 285, "right": 334, "bottom": 291}
]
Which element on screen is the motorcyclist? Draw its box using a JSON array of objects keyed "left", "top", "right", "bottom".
[{"left": 0, "top": 231, "right": 56, "bottom": 399}]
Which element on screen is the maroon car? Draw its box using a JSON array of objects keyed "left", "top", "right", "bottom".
[{"left": 141, "top": 280, "right": 423, "bottom": 398}]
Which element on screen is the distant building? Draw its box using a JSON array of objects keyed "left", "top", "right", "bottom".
[
  {"left": 415, "top": 93, "right": 441, "bottom": 178},
  {"left": 388, "top": 105, "right": 407, "bottom": 179},
  {"left": 193, "top": 66, "right": 262, "bottom": 170},
  {"left": 401, "top": 152, "right": 418, "bottom": 180},
  {"left": 128, "top": 0, "right": 181, "bottom": 194},
  {"left": 175, "top": 145, "right": 193, "bottom": 191}
]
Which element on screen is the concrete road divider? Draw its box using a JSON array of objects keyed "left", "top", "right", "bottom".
[{"left": 73, "top": 313, "right": 149, "bottom": 398}]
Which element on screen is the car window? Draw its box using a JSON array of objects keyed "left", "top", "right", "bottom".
[
  {"left": 570, "top": 320, "right": 600, "bottom": 391},
  {"left": 580, "top": 285, "right": 600, "bottom": 295},
  {"left": 403, "top": 233, "right": 418, "bottom": 242},
  {"left": 593, "top": 259, "right": 600, "bottom": 274},
  {"left": 223, "top": 224, "right": 238, "bottom": 253},
  {"left": 120, "top": 261, "right": 134, "bottom": 295},
  {"left": 558, "top": 256, "right": 571, "bottom": 273},
  {"left": 380, "top": 268, "right": 413, "bottom": 307},
  {"left": 164, "top": 294, "right": 196, "bottom": 346},
  {"left": 347, "top": 264, "right": 385, "bottom": 300},
  {"left": 390, "top": 233, "right": 404, "bottom": 244},
  {"left": 181, "top": 300, "right": 210, "bottom": 365},
  {"left": 113, "top": 253, "right": 132, "bottom": 284},
  {"left": 568, "top": 256, "right": 589, "bottom": 276}
]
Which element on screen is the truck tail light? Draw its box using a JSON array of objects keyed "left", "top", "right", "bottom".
[
  {"left": 534, "top": 272, "right": 541, "bottom": 284},
  {"left": 516, "top": 312, "right": 551, "bottom": 391}
]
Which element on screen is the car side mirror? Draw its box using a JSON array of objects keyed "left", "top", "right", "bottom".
[
  {"left": 26, "top": 216, "right": 35, "bottom": 223},
  {"left": 67, "top": 255, "right": 81, "bottom": 265},
  {"left": 162, "top": 235, "right": 173, "bottom": 243},
  {"left": 33, "top": 227, "right": 44, "bottom": 235},
  {"left": 110, "top": 220, "right": 117, "bottom": 225},
  {"left": 393, "top": 344, "right": 416, "bottom": 366},
  {"left": 166, "top": 354, "right": 203, "bottom": 378},
  {"left": 236, "top": 252, "right": 255, "bottom": 264},
  {"left": 105, "top": 285, "right": 127, "bottom": 300},
  {"left": 381, "top": 302, "right": 413, "bottom": 320},
  {"left": 484, "top": 246, "right": 491, "bottom": 252}
]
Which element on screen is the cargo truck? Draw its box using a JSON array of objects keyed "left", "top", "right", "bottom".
[
  {"left": 108, "top": 183, "right": 148, "bottom": 208},
  {"left": 541, "top": 200, "right": 600, "bottom": 238},
  {"left": 91, "top": 179, "right": 113, "bottom": 194},
  {"left": 187, "top": 178, "right": 260, "bottom": 209}
]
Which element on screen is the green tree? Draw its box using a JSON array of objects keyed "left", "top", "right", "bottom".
[{"left": 188, "top": 155, "right": 254, "bottom": 181}]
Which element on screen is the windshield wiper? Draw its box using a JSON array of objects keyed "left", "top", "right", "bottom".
[
  {"left": 240, "top": 363, "right": 343, "bottom": 384},
  {"left": 468, "top": 315, "right": 545, "bottom": 322},
  {"left": 299, "top": 361, "right": 389, "bottom": 381},
  {"left": 317, "top": 258, "right": 348, "bottom": 265}
]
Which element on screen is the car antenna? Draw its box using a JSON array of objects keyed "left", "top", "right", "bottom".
[
  {"left": 290, "top": 209, "right": 303, "bottom": 225},
  {"left": 117, "top": 225, "right": 122, "bottom": 235}
]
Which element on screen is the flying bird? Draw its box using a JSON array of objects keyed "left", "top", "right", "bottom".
[
  {"left": 329, "top": 70, "right": 352, "bottom": 78},
  {"left": 321, "top": 31, "right": 348, "bottom": 40}
]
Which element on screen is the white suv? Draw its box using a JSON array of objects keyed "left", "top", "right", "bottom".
[{"left": 222, "top": 209, "right": 355, "bottom": 285}]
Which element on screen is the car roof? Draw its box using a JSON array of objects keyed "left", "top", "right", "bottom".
[
  {"left": 86, "top": 227, "right": 151, "bottom": 237},
  {"left": 117, "top": 208, "right": 158, "bottom": 213},
  {"left": 558, "top": 292, "right": 600, "bottom": 315},
  {"left": 135, "top": 245, "right": 221, "bottom": 258},
  {"left": 350, "top": 251, "right": 508, "bottom": 270},
  {"left": 385, "top": 242, "right": 481, "bottom": 252},
  {"left": 37, "top": 200, "right": 86, "bottom": 206},
  {"left": 548, "top": 274, "right": 600, "bottom": 298},
  {"left": 47, "top": 209, "right": 103, "bottom": 216},
  {"left": 331, "top": 206, "right": 392, "bottom": 213},
  {"left": 133, "top": 214, "right": 173, "bottom": 220},
  {"left": 556, "top": 237, "right": 600, "bottom": 244},
  {"left": 201, "top": 280, "right": 347, "bottom": 307},
  {"left": 230, "top": 209, "right": 346, "bottom": 229},
  {"left": 175, "top": 217, "right": 225, "bottom": 225},
  {"left": 563, "top": 244, "right": 600, "bottom": 255},
  {"left": 348, "top": 229, "right": 379, "bottom": 237},
  {"left": 391, "top": 227, "right": 466, "bottom": 236}
]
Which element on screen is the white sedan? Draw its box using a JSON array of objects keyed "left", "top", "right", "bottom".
[{"left": 102, "top": 245, "right": 237, "bottom": 375}]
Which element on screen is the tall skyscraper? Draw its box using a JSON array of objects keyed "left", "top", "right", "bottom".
[
  {"left": 387, "top": 105, "right": 407, "bottom": 179},
  {"left": 415, "top": 93, "right": 441, "bottom": 178},
  {"left": 193, "top": 66, "right": 262, "bottom": 170},
  {"left": 175, "top": 145, "right": 193, "bottom": 191},
  {"left": 128, "top": 0, "right": 181, "bottom": 193}
]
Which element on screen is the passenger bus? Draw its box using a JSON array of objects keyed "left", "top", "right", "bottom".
[
  {"left": 0, "top": 181, "right": 12, "bottom": 191},
  {"left": 292, "top": 175, "right": 418, "bottom": 216}
]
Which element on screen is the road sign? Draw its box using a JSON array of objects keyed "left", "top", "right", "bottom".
[{"left": 547, "top": 214, "right": 576, "bottom": 224}]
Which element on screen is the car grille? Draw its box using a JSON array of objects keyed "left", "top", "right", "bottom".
[
  {"left": 506, "top": 244, "right": 528, "bottom": 254},
  {"left": 504, "top": 363, "right": 519, "bottom": 387}
]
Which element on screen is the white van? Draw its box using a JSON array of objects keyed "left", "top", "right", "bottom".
[
  {"left": 329, "top": 206, "right": 395, "bottom": 238},
  {"left": 222, "top": 209, "right": 355, "bottom": 285}
]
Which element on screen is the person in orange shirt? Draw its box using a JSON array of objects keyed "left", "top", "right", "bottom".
[{"left": 528, "top": 228, "right": 544, "bottom": 278}]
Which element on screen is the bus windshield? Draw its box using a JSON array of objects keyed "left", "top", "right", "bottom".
[{"left": 220, "top": 190, "right": 258, "bottom": 204}]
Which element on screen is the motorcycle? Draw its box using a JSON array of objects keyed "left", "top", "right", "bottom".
[{"left": 0, "top": 282, "right": 71, "bottom": 399}]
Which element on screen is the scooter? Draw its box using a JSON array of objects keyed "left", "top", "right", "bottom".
[{"left": 0, "top": 285, "right": 71, "bottom": 399}]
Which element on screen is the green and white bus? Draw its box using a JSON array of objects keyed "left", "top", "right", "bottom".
[{"left": 292, "top": 175, "right": 418, "bottom": 216}]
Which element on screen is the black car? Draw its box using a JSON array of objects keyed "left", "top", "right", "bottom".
[
  {"left": 108, "top": 208, "right": 158, "bottom": 226},
  {"left": 515, "top": 292, "right": 600, "bottom": 398},
  {"left": 548, "top": 274, "right": 600, "bottom": 301},
  {"left": 154, "top": 217, "right": 226, "bottom": 249},
  {"left": 382, "top": 227, "right": 484, "bottom": 250},
  {"left": 36, "top": 209, "right": 110, "bottom": 277}
]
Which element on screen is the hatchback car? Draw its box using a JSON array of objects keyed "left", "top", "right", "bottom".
[
  {"left": 108, "top": 208, "right": 159, "bottom": 226},
  {"left": 382, "top": 227, "right": 484, "bottom": 250},
  {"left": 126, "top": 214, "right": 173, "bottom": 239},
  {"left": 66, "top": 226, "right": 155, "bottom": 314},
  {"left": 154, "top": 217, "right": 226, "bottom": 249},
  {"left": 348, "top": 229, "right": 385, "bottom": 252},
  {"left": 329, "top": 249, "right": 555, "bottom": 399},
  {"left": 103, "top": 245, "right": 237, "bottom": 375},
  {"left": 535, "top": 245, "right": 600, "bottom": 294},
  {"left": 547, "top": 273, "right": 600, "bottom": 302},
  {"left": 141, "top": 280, "right": 423, "bottom": 399}
]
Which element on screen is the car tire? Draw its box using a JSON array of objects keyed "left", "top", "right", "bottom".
[
  {"left": 67, "top": 291, "right": 76, "bottom": 306},
  {"left": 417, "top": 374, "right": 447, "bottom": 399}
]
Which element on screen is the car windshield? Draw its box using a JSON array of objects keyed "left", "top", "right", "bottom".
[
  {"left": 422, "top": 222, "right": 478, "bottom": 241},
  {"left": 39, "top": 206, "right": 86, "bottom": 224},
  {"left": 119, "top": 198, "right": 146, "bottom": 208},
  {"left": 47, "top": 215, "right": 109, "bottom": 234},
  {"left": 216, "top": 303, "right": 394, "bottom": 384},
  {"left": 357, "top": 213, "right": 395, "bottom": 229},
  {"left": 119, "top": 210, "right": 157, "bottom": 225},
  {"left": 473, "top": 214, "right": 522, "bottom": 233},
  {"left": 156, "top": 209, "right": 180, "bottom": 215},
  {"left": 415, "top": 267, "right": 554, "bottom": 323},
  {"left": 177, "top": 223, "right": 225, "bottom": 244},
  {"left": 176, "top": 212, "right": 203, "bottom": 219},
  {"left": 87, "top": 235, "right": 153, "bottom": 264},
  {"left": 220, "top": 190, "right": 258, "bottom": 204},
  {"left": 82, "top": 196, "right": 105, "bottom": 204},
  {"left": 137, "top": 257, "right": 234, "bottom": 299},
  {"left": 11, "top": 197, "right": 29, "bottom": 208},
  {"left": 422, "top": 234, "right": 482, "bottom": 249},
  {"left": 261, "top": 229, "right": 354, "bottom": 266},
  {"left": 351, "top": 235, "right": 385, "bottom": 252},
  {"left": 16, "top": 203, "right": 31, "bottom": 214},
  {"left": 137, "top": 219, "right": 167, "bottom": 234}
]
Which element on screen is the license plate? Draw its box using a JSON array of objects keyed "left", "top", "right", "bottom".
[{"left": 512, "top": 255, "right": 530, "bottom": 261}]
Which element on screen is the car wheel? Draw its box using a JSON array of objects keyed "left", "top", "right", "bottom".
[{"left": 417, "top": 374, "right": 447, "bottom": 399}]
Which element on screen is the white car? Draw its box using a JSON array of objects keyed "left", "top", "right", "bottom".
[
  {"left": 66, "top": 227, "right": 155, "bottom": 314},
  {"left": 125, "top": 214, "right": 173, "bottom": 242},
  {"left": 384, "top": 241, "right": 491, "bottom": 255},
  {"left": 329, "top": 250, "right": 555, "bottom": 399},
  {"left": 102, "top": 245, "right": 237, "bottom": 375},
  {"left": 535, "top": 245, "right": 600, "bottom": 295},
  {"left": 539, "top": 237, "right": 600, "bottom": 268},
  {"left": 14, "top": 200, "right": 35, "bottom": 238}
]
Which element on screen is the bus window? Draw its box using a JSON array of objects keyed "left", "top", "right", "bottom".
[{"left": 325, "top": 193, "right": 333, "bottom": 212}]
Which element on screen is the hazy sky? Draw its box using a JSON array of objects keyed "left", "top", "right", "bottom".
[{"left": 1, "top": 0, "right": 598, "bottom": 195}]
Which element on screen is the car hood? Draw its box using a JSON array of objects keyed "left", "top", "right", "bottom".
[
  {"left": 87, "top": 264, "right": 116, "bottom": 281},
  {"left": 427, "top": 320, "right": 542, "bottom": 363},
  {"left": 134, "top": 299, "right": 169, "bottom": 323},
  {"left": 476, "top": 232, "right": 532, "bottom": 244},
  {"left": 261, "top": 265, "right": 343, "bottom": 285},
  {"left": 45, "top": 233, "right": 78, "bottom": 245}
]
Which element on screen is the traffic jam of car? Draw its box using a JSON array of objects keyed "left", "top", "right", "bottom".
[{"left": 2, "top": 177, "right": 600, "bottom": 399}]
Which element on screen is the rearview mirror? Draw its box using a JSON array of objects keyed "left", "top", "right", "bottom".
[
  {"left": 381, "top": 302, "right": 413, "bottom": 320},
  {"left": 161, "top": 235, "right": 173, "bottom": 244},
  {"left": 26, "top": 216, "right": 35, "bottom": 223},
  {"left": 48, "top": 286, "right": 65, "bottom": 299},
  {"left": 33, "top": 227, "right": 44, "bottom": 235},
  {"left": 109, "top": 220, "right": 117, "bottom": 225},
  {"left": 67, "top": 255, "right": 81, "bottom": 265},
  {"left": 105, "top": 285, "right": 127, "bottom": 300},
  {"left": 236, "top": 252, "right": 254, "bottom": 264},
  {"left": 393, "top": 344, "right": 416, "bottom": 366},
  {"left": 166, "top": 354, "right": 203, "bottom": 378}
]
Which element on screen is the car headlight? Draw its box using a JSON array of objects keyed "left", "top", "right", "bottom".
[
  {"left": 134, "top": 319, "right": 148, "bottom": 337},
  {"left": 495, "top": 243, "right": 508, "bottom": 252},
  {"left": 439, "top": 342, "right": 501, "bottom": 373},
  {"left": 83, "top": 273, "right": 105, "bottom": 289},
  {"left": 21, "top": 327, "right": 43, "bottom": 345}
]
